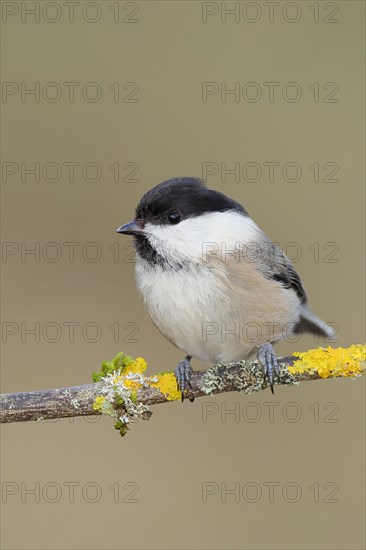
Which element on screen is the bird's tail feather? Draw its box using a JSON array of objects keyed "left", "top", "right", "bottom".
[{"left": 297, "top": 305, "right": 336, "bottom": 339}]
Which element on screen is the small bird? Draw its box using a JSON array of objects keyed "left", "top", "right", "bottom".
[{"left": 117, "top": 177, "right": 334, "bottom": 398}]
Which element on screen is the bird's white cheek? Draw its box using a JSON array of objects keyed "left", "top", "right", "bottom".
[{"left": 144, "top": 212, "right": 261, "bottom": 263}]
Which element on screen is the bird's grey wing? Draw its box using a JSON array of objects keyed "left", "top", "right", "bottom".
[
  {"left": 258, "top": 239, "right": 336, "bottom": 337},
  {"left": 255, "top": 238, "right": 307, "bottom": 304}
]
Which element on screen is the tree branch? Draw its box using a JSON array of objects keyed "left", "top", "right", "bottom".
[{"left": 1, "top": 345, "right": 365, "bottom": 426}]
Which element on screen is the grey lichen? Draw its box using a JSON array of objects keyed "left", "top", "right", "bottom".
[
  {"left": 93, "top": 370, "right": 153, "bottom": 436},
  {"left": 229, "top": 360, "right": 264, "bottom": 394},
  {"left": 202, "top": 360, "right": 264, "bottom": 396},
  {"left": 201, "top": 365, "right": 227, "bottom": 395},
  {"left": 277, "top": 363, "right": 300, "bottom": 387},
  {"left": 201, "top": 359, "right": 299, "bottom": 396}
]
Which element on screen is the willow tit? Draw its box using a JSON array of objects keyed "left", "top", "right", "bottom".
[{"left": 117, "top": 177, "right": 334, "bottom": 398}]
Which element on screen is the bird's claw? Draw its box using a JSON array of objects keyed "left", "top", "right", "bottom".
[
  {"left": 258, "top": 343, "right": 279, "bottom": 394},
  {"left": 174, "top": 358, "right": 194, "bottom": 402}
]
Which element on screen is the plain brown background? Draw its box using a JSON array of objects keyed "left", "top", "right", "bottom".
[{"left": 1, "top": 1, "right": 365, "bottom": 549}]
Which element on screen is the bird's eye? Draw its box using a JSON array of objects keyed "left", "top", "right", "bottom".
[{"left": 167, "top": 211, "right": 181, "bottom": 225}]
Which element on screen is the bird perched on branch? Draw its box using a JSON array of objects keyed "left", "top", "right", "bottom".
[{"left": 117, "top": 177, "right": 334, "bottom": 399}]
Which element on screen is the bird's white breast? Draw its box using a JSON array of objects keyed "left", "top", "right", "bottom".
[{"left": 135, "top": 259, "right": 233, "bottom": 362}]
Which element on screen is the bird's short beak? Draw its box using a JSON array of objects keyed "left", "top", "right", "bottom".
[{"left": 116, "top": 220, "right": 144, "bottom": 235}]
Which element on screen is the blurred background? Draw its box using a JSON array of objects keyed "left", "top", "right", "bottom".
[{"left": 1, "top": 1, "right": 365, "bottom": 549}]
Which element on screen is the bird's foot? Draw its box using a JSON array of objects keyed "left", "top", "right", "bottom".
[
  {"left": 174, "top": 356, "right": 194, "bottom": 402},
  {"left": 258, "top": 342, "right": 279, "bottom": 394}
]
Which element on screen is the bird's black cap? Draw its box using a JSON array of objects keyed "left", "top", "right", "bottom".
[{"left": 135, "top": 177, "right": 248, "bottom": 224}]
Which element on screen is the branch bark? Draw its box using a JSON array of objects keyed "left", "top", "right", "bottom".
[{"left": 1, "top": 347, "right": 364, "bottom": 425}]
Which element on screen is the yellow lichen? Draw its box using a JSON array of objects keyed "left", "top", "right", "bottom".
[
  {"left": 149, "top": 372, "right": 181, "bottom": 401},
  {"left": 113, "top": 357, "right": 147, "bottom": 385},
  {"left": 288, "top": 344, "right": 366, "bottom": 378},
  {"left": 123, "top": 379, "right": 143, "bottom": 393},
  {"left": 93, "top": 396, "right": 106, "bottom": 411},
  {"left": 127, "top": 357, "right": 147, "bottom": 375}
]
